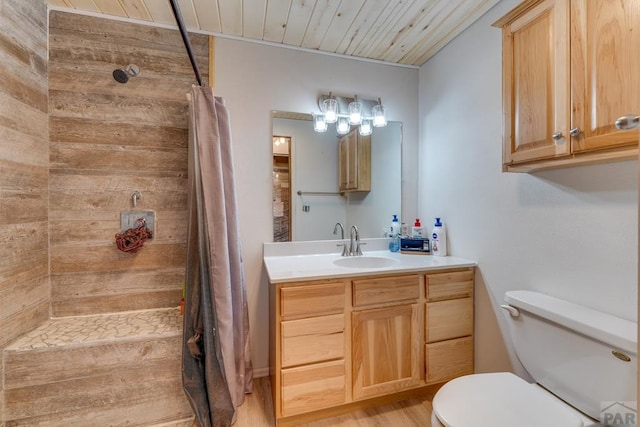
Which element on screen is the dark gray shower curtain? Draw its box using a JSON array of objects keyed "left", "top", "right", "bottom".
[{"left": 182, "top": 86, "right": 253, "bottom": 427}]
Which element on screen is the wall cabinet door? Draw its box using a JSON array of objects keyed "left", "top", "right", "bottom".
[
  {"left": 501, "top": 0, "right": 570, "bottom": 166},
  {"left": 352, "top": 303, "right": 421, "bottom": 400},
  {"left": 570, "top": 0, "right": 640, "bottom": 153},
  {"left": 338, "top": 129, "right": 371, "bottom": 192}
]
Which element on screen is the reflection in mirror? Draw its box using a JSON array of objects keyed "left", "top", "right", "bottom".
[{"left": 272, "top": 111, "right": 402, "bottom": 241}]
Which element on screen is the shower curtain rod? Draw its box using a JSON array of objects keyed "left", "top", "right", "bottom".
[{"left": 169, "top": 0, "right": 203, "bottom": 86}]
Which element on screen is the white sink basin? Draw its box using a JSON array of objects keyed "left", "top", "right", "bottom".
[{"left": 333, "top": 256, "right": 398, "bottom": 269}]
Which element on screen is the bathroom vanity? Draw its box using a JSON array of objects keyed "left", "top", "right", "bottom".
[{"left": 264, "top": 241, "right": 476, "bottom": 426}]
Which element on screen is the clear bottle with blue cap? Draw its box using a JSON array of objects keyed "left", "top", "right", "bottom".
[{"left": 389, "top": 215, "right": 400, "bottom": 252}]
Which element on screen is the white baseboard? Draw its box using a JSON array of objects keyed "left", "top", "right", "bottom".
[{"left": 252, "top": 366, "right": 270, "bottom": 378}]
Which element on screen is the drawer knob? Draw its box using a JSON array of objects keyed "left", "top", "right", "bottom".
[{"left": 569, "top": 127, "right": 581, "bottom": 137}]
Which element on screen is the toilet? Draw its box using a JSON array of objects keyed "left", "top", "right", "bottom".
[{"left": 431, "top": 290, "right": 637, "bottom": 427}]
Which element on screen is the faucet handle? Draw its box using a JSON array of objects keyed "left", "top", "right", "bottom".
[
  {"left": 354, "top": 241, "right": 366, "bottom": 256},
  {"left": 337, "top": 242, "right": 349, "bottom": 256}
]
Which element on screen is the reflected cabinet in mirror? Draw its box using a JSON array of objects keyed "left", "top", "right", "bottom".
[{"left": 272, "top": 111, "right": 402, "bottom": 241}]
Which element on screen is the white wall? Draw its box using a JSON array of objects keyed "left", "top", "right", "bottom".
[
  {"left": 215, "top": 38, "right": 419, "bottom": 374},
  {"left": 418, "top": 0, "right": 638, "bottom": 375}
]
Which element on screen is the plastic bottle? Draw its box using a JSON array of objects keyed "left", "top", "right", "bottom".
[
  {"left": 431, "top": 218, "right": 447, "bottom": 256},
  {"left": 411, "top": 218, "right": 423, "bottom": 238},
  {"left": 390, "top": 215, "right": 401, "bottom": 237},
  {"left": 389, "top": 215, "right": 400, "bottom": 252}
]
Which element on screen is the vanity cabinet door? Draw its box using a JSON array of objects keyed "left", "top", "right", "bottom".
[
  {"left": 338, "top": 129, "right": 371, "bottom": 192},
  {"left": 352, "top": 303, "right": 422, "bottom": 400}
]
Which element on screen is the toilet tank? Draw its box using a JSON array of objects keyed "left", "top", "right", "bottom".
[{"left": 504, "top": 290, "right": 637, "bottom": 421}]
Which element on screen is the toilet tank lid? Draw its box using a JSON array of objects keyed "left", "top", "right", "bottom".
[{"left": 505, "top": 291, "right": 636, "bottom": 354}]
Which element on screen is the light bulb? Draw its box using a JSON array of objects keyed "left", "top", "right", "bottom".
[
  {"left": 336, "top": 117, "right": 351, "bottom": 135},
  {"left": 322, "top": 98, "right": 338, "bottom": 123},
  {"left": 372, "top": 102, "right": 387, "bottom": 127},
  {"left": 313, "top": 113, "right": 328, "bottom": 132},
  {"left": 348, "top": 96, "right": 363, "bottom": 125},
  {"left": 359, "top": 119, "right": 372, "bottom": 136}
]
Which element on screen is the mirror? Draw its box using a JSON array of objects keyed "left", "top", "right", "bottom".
[{"left": 272, "top": 111, "right": 402, "bottom": 241}]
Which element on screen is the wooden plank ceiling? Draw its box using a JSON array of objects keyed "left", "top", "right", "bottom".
[{"left": 46, "top": 0, "right": 501, "bottom": 66}]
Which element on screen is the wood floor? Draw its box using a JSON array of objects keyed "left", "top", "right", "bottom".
[{"left": 233, "top": 376, "right": 435, "bottom": 427}]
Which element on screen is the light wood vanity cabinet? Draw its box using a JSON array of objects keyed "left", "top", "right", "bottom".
[
  {"left": 270, "top": 268, "right": 474, "bottom": 425},
  {"left": 495, "top": 0, "right": 640, "bottom": 172},
  {"left": 425, "top": 270, "right": 474, "bottom": 384},
  {"left": 351, "top": 275, "right": 422, "bottom": 400},
  {"left": 338, "top": 129, "right": 371, "bottom": 192}
]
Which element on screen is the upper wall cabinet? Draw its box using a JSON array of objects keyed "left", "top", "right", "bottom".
[{"left": 494, "top": 0, "right": 640, "bottom": 172}]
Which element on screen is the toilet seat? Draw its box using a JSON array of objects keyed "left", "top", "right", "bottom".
[{"left": 431, "top": 372, "right": 584, "bottom": 427}]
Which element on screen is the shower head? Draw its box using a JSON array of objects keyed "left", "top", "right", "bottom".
[{"left": 112, "top": 64, "right": 140, "bottom": 84}]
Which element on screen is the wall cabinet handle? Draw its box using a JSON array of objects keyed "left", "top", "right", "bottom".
[
  {"left": 569, "top": 128, "right": 581, "bottom": 137},
  {"left": 615, "top": 115, "right": 639, "bottom": 130},
  {"left": 552, "top": 131, "right": 563, "bottom": 142}
]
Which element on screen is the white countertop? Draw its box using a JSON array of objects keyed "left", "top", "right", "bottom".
[{"left": 263, "top": 239, "right": 477, "bottom": 284}]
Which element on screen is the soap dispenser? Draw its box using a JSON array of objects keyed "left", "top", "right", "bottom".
[
  {"left": 431, "top": 218, "right": 447, "bottom": 256},
  {"left": 411, "top": 219, "right": 423, "bottom": 238}
]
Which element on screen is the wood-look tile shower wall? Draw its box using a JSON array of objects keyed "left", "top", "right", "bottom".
[
  {"left": 0, "top": 0, "right": 49, "bottom": 349},
  {"left": 48, "top": 11, "right": 209, "bottom": 316}
]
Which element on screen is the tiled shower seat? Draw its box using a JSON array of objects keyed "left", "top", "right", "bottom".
[
  {"left": 4, "top": 307, "right": 183, "bottom": 351},
  {"left": 2, "top": 307, "right": 193, "bottom": 426}
]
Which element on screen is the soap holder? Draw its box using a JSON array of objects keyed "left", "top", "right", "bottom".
[{"left": 120, "top": 210, "right": 155, "bottom": 238}]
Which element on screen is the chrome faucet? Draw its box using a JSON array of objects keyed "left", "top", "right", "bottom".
[
  {"left": 349, "top": 225, "right": 365, "bottom": 256},
  {"left": 334, "top": 223, "right": 350, "bottom": 256},
  {"left": 333, "top": 222, "right": 345, "bottom": 240}
]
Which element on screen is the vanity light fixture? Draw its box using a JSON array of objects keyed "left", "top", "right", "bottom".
[{"left": 315, "top": 93, "right": 387, "bottom": 136}]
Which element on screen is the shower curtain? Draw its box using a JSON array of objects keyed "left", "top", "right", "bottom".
[{"left": 182, "top": 86, "right": 253, "bottom": 427}]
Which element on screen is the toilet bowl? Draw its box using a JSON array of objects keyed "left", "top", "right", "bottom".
[
  {"left": 430, "top": 372, "right": 596, "bottom": 427},
  {"left": 430, "top": 290, "right": 637, "bottom": 427}
]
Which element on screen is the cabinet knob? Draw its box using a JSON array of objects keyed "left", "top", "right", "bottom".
[
  {"left": 615, "top": 115, "right": 640, "bottom": 130},
  {"left": 551, "top": 131, "right": 564, "bottom": 142},
  {"left": 569, "top": 128, "right": 581, "bottom": 137}
]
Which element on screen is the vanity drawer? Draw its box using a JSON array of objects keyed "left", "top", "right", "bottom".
[
  {"left": 426, "top": 270, "right": 473, "bottom": 302},
  {"left": 426, "top": 336, "right": 474, "bottom": 384},
  {"left": 426, "top": 298, "right": 473, "bottom": 343},
  {"left": 281, "top": 360, "right": 346, "bottom": 416},
  {"left": 281, "top": 314, "right": 344, "bottom": 367},
  {"left": 352, "top": 275, "right": 419, "bottom": 307},
  {"left": 280, "top": 282, "right": 345, "bottom": 318}
]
